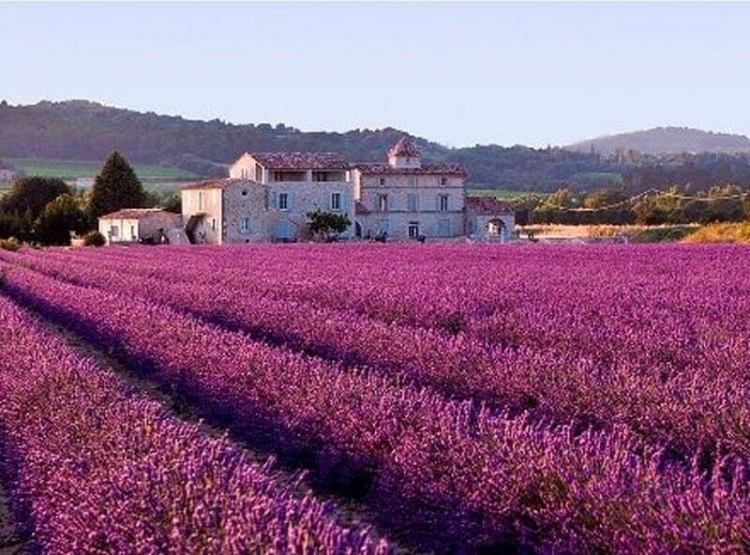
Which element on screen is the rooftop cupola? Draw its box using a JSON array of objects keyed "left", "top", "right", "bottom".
[{"left": 387, "top": 137, "right": 422, "bottom": 169}]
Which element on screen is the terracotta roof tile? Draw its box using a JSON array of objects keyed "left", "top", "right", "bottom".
[
  {"left": 99, "top": 208, "right": 173, "bottom": 220},
  {"left": 251, "top": 152, "right": 349, "bottom": 170},
  {"left": 466, "top": 196, "right": 514, "bottom": 215},
  {"left": 354, "top": 162, "right": 467, "bottom": 177},
  {"left": 389, "top": 138, "right": 421, "bottom": 158},
  {"left": 180, "top": 178, "right": 252, "bottom": 190}
]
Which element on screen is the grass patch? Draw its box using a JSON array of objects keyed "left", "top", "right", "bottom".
[
  {"left": 683, "top": 222, "right": 750, "bottom": 243},
  {"left": 8, "top": 158, "right": 200, "bottom": 181},
  {"left": 467, "top": 187, "right": 541, "bottom": 200}
]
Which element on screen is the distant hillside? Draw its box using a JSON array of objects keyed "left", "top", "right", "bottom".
[
  {"left": 4, "top": 100, "right": 750, "bottom": 194},
  {"left": 566, "top": 127, "right": 750, "bottom": 156},
  {"left": 0, "top": 100, "right": 619, "bottom": 192}
]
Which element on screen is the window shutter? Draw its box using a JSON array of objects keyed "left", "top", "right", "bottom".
[
  {"left": 288, "top": 193, "right": 294, "bottom": 211},
  {"left": 436, "top": 194, "right": 440, "bottom": 211},
  {"left": 271, "top": 192, "right": 278, "bottom": 209}
]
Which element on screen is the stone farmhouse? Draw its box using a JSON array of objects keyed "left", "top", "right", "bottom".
[{"left": 97, "top": 138, "right": 515, "bottom": 245}]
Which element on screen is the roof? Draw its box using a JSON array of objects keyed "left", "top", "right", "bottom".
[
  {"left": 354, "top": 162, "right": 467, "bottom": 177},
  {"left": 249, "top": 152, "right": 349, "bottom": 170},
  {"left": 389, "top": 137, "right": 421, "bottom": 158},
  {"left": 99, "top": 208, "right": 172, "bottom": 220},
  {"left": 180, "top": 178, "right": 254, "bottom": 191},
  {"left": 466, "top": 196, "right": 514, "bottom": 215}
]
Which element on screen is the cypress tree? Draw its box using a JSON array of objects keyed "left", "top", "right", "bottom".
[{"left": 88, "top": 151, "right": 145, "bottom": 219}]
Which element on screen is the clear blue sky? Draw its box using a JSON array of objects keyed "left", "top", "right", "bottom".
[{"left": 2, "top": 2, "right": 749, "bottom": 148}]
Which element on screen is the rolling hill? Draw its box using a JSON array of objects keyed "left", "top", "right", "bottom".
[
  {"left": 565, "top": 127, "right": 750, "bottom": 156},
  {"left": 3, "top": 100, "right": 750, "bottom": 194}
]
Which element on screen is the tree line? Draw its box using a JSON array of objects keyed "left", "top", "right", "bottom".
[
  {"left": 0, "top": 152, "right": 179, "bottom": 246},
  {"left": 512, "top": 185, "right": 750, "bottom": 226}
]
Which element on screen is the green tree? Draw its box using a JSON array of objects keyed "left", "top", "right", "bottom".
[
  {"left": 88, "top": 151, "right": 146, "bottom": 220},
  {"left": 0, "top": 177, "right": 70, "bottom": 222},
  {"left": 34, "top": 194, "right": 88, "bottom": 245},
  {"left": 306, "top": 209, "right": 351, "bottom": 241}
]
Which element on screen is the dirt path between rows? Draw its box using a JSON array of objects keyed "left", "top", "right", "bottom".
[
  {"left": 1, "top": 295, "right": 408, "bottom": 554},
  {"left": 0, "top": 477, "right": 32, "bottom": 555}
]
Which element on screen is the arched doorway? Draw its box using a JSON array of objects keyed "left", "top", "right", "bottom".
[{"left": 487, "top": 218, "right": 506, "bottom": 237}]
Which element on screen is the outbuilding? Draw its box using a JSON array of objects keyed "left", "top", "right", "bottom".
[
  {"left": 466, "top": 197, "right": 516, "bottom": 241},
  {"left": 98, "top": 208, "right": 182, "bottom": 245}
]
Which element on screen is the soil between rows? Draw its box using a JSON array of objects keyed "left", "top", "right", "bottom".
[{"left": 2, "top": 293, "right": 417, "bottom": 554}]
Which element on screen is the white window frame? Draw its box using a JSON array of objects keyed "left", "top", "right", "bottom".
[
  {"left": 109, "top": 225, "right": 119, "bottom": 238},
  {"left": 241, "top": 217, "right": 251, "bottom": 233},
  {"left": 408, "top": 221, "right": 420, "bottom": 239},
  {"left": 279, "top": 192, "right": 289, "bottom": 211},
  {"left": 439, "top": 194, "right": 449, "bottom": 212},
  {"left": 378, "top": 194, "right": 388, "bottom": 212},
  {"left": 330, "top": 192, "right": 342, "bottom": 211}
]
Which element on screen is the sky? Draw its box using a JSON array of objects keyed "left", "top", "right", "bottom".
[{"left": 1, "top": 2, "right": 750, "bottom": 149}]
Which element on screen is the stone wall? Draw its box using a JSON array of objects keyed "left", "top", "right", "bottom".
[
  {"left": 468, "top": 213, "right": 516, "bottom": 241},
  {"left": 355, "top": 172, "right": 466, "bottom": 240}
]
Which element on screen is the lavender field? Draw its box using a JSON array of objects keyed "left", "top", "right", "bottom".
[{"left": 0, "top": 243, "right": 748, "bottom": 554}]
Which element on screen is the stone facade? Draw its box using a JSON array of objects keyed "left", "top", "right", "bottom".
[
  {"left": 182, "top": 152, "right": 356, "bottom": 244},
  {"left": 354, "top": 172, "right": 466, "bottom": 240},
  {"left": 352, "top": 138, "right": 470, "bottom": 240}
]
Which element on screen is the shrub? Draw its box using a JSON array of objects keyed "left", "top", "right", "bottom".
[
  {"left": 82, "top": 231, "right": 106, "bottom": 247},
  {"left": 0, "top": 238, "right": 20, "bottom": 252}
]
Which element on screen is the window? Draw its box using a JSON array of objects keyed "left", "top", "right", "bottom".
[
  {"left": 378, "top": 194, "right": 388, "bottom": 212},
  {"left": 198, "top": 192, "right": 204, "bottom": 211},
  {"left": 130, "top": 225, "right": 136, "bottom": 240},
  {"left": 211, "top": 218, "right": 217, "bottom": 232},
  {"left": 331, "top": 192, "right": 342, "bottom": 211},
  {"left": 279, "top": 193, "right": 289, "bottom": 210},
  {"left": 242, "top": 190, "right": 248, "bottom": 196},
  {"left": 407, "top": 176, "right": 416, "bottom": 187},
  {"left": 437, "top": 219, "right": 451, "bottom": 237},
  {"left": 438, "top": 194, "right": 449, "bottom": 212},
  {"left": 109, "top": 225, "right": 119, "bottom": 238},
  {"left": 255, "top": 163, "right": 263, "bottom": 182},
  {"left": 241, "top": 217, "right": 251, "bottom": 233},
  {"left": 378, "top": 219, "right": 390, "bottom": 234},
  {"left": 273, "top": 171, "right": 305, "bottom": 182},
  {"left": 408, "top": 222, "right": 420, "bottom": 239},
  {"left": 440, "top": 177, "right": 448, "bottom": 186},
  {"left": 379, "top": 177, "right": 386, "bottom": 186},
  {"left": 407, "top": 193, "right": 418, "bottom": 212}
]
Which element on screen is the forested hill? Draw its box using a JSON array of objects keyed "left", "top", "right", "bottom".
[
  {"left": 3, "top": 100, "right": 750, "bottom": 193},
  {"left": 0, "top": 99, "right": 618, "bottom": 190},
  {"left": 566, "top": 127, "right": 750, "bottom": 156}
]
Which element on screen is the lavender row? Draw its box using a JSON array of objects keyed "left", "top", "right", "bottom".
[
  {"left": 0, "top": 293, "right": 390, "bottom": 555},
  {"left": 2, "top": 263, "right": 748, "bottom": 553},
  {"left": 6, "top": 247, "right": 750, "bottom": 462}
]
